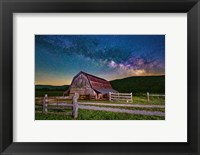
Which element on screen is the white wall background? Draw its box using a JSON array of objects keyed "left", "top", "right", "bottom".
[{"left": 13, "top": 13, "right": 187, "bottom": 142}]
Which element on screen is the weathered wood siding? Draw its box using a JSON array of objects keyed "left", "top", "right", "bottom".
[{"left": 69, "top": 73, "right": 96, "bottom": 97}]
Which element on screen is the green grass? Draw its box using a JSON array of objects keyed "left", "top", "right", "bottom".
[
  {"left": 35, "top": 106, "right": 72, "bottom": 112},
  {"left": 35, "top": 93, "right": 165, "bottom": 105},
  {"left": 73, "top": 95, "right": 164, "bottom": 105},
  {"left": 132, "top": 96, "right": 165, "bottom": 105},
  {"left": 35, "top": 109, "right": 164, "bottom": 120},
  {"left": 35, "top": 104, "right": 165, "bottom": 113},
  {"left": 79, "top": 104, "right": 165, "bottom": 112}
]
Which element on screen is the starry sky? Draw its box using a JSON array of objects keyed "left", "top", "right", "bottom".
[{"left": 35, "top": 35, "right": 165, "bottom": 85}]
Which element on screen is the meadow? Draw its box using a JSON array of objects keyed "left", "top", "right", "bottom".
[
  {"left": 35, "top": 91, "right": 165, "bottom": 105},
  {"left": 35, "top": 93, "right": 165, "bottom": 120},
  {"left": 35, "top": 109, "right": 164, "bottom": 120},
  {"left": 35, "top": 75, "right": 165, "bottom": 120}
]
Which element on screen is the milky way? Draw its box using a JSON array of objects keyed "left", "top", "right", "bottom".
[{"left": 35, "top": 35, "right": 165, "bottom": 85}]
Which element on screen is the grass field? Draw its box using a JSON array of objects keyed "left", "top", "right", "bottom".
[
  {"left": 79, "top": 104, "right": 165, "bottom": 112},
  {"left": 35, "top": 95, "right": 165, "bottom": 120},
  {"left": 35, "top": 75, "right": 165, "bottom": 120},
  {"left": 77, "top": 96, "right": 165, "bottom": 105},
  {"left": 35, "top": 109, "right": 164, "bottom": 120},
  {"left": 35, "top": 91, "right": 165, "bottom": 105}
]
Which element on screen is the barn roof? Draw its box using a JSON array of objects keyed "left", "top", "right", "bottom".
[
  {"left": 77, "top": 71, "right": 108, "bottom": 82},
  {"left": 74, "top": 71, "right": 117, "bottom": 92}
]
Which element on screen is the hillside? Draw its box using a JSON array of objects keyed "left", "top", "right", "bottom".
[
  {"left": 35, "top": 85, "right": 69, "bottom": 91},
  {"left": 110, "top": 75, "right": 165, "bottom": 94},
  {"left": 35, "top": 75, "right": 165, "bottom": 95}
]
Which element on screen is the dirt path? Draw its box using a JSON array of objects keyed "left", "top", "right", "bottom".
[
  {"left": 48, "top": 102, "right": 165, "bottom": 116},
  {"left": 79, "top": 102, "right": 165, "bottom": 108},
  {"left": 79, "top": 105, "right": 165, "bottom": 117}
]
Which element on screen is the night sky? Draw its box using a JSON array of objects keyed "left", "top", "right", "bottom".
[{"left": 35, "top": 35, "right": 165, "bottom": 85}]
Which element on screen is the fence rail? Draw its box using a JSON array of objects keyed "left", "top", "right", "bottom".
[
  {"left": 147, "top": 92, "right": 165, "bottom": 103},
  {"left": 109, "top": 92, "right": 132, "bottom": 103},
  {"left": 38, "top": 93, "right": 79, "bottom": 118}
]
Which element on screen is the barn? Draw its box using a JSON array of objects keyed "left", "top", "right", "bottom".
[{"left": 64, "top": 71, "right": 118, "bottom": 100}]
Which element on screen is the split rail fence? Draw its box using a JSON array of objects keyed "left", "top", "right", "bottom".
[
  {"left": 147, "top": 92, "right": 165, "bottom": 103},
  {"left": 36, "top": 93, "right": 79, "bottom": 118},
  {"left": 109, "top": 92, "right": 132, "bottom": 103}
]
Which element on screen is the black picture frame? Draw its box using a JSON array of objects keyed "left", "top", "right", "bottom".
[{"left": 0, "top": 0, "right": 200, "bottom": 154}]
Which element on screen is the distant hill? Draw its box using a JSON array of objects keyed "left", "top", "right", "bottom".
[
  {"left": 35, "top": 85, "right": 69, "bottom": 91},
  {"left": 110, "top": 75, "right": 165, "bottom": 94},
  {"left": 35, "top": 75, "right": 165, "bottom": 94}
]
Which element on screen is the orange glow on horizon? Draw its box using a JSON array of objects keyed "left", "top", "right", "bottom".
[{"left": 35, "top": 74, "right": 165, "bottom": 86}]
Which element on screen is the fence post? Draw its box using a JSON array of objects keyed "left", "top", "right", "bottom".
[
  {"left": 147, "top": 92, "right": 150, "bottom": 103},
  {"left": 118, "top": 92, "right": 119, "bottom": 102},
  {"left": 43, "top": 94, "right": 48, "bottom": 113},
  {"left": 130, "top": 92, "right": 133, "bottom": 103},
  {"left": 109, "top": 92, "right": 111, "bottom": 101},
  {"left": 72, "top": 93, "right": 79, "bottom": 118}
]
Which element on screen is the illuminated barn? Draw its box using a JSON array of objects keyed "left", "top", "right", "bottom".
[{"left": 64, "top": 71, "right": 118, "bottom": 99}]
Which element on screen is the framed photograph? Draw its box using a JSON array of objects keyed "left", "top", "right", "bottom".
[
  {"left": 35, "top": 34, "right": 165, "bottom": 121},
  {"left": 0, "top": 0, "right": 200, "bottom": 154}
]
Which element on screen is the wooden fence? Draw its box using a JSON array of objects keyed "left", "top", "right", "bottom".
[
  {"left": 36, "top": 93, "right": 79, "bottom": 118},
  {"left": 147, "top": 92, "right": 165, "bottom": 103},
  {"left": 109, "top": 92, "right": 132, "bottom": 103}
]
